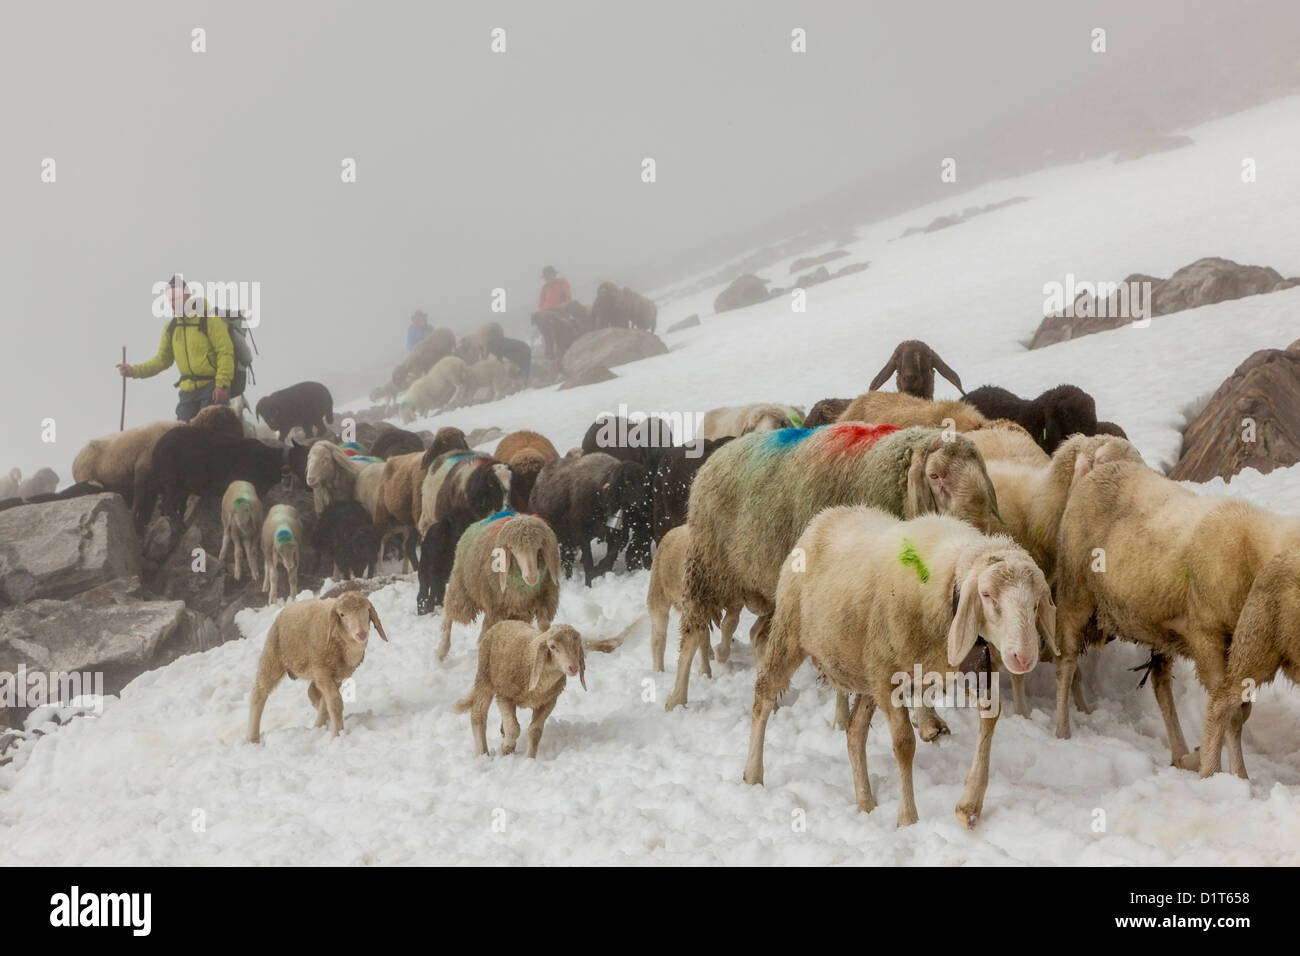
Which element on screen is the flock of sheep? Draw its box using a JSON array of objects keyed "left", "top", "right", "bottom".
[{"left": 49, "top": 335, "right": 1300, "bottom": 830}]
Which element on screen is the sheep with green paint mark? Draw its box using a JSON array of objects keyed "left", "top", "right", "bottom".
[
  {"left": 219, "top": 480, "right": 264, "bottom": 583},
  {"left": 666, "top": 422, "right": 1004, "bottom": 713},
  {"left": 261, "top": 504, "right": 303, "bottom": 604}
]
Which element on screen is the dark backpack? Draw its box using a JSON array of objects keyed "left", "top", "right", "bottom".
[{"left": 167, "top": 312, "right": 257, "bottom": 398}]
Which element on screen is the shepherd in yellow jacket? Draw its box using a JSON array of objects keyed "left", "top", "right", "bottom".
[{"left": 117, "top": 275, "right": 235, "bottom": 422}]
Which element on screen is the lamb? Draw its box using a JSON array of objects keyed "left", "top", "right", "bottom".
[
  {"left": 246, "top": 591, "right": 388, "bottom": 742},
  {"left": 369, "top": 426, "right": 425, "bottom": 459},
  {"left": 142, "top": 427, "right": 288, "bottom": 526},
  {"left": 494, "top": 430, "right": 559, "bottom": 510},
  {"left": 837, "top": 391, "right": 987, "bottom": 432},
  {"left": 590, "top": 282, "right": 657, "bottom": 331},
  {"left": 803, "top": 398, "right": 851, "bottom": 428},
  {"left": 669, "top": 423, "right": 1003, "bottom": 714},
  {"left": 699, "top": 403, "right": 804, "bottom": 440},
  {"left": 438, "top": 511, "right": 561, "bottom": 660},
  {"left": 968, "top": 421, "right": 1050, "bottom": 466},
  {"left": 416, "top": 508, "right": 477, "bottom": 613},
  {"left": 369, "top": 450, "right": 427, "bottom": 571},
  {"left": 391, "top": 326, "right": 457, "bottom": 388},
  {"left": 530, "top": 452, "right": 653, "bottom": 583},
  {"left": 1053, "top": 458, "right": 1300, "bottom": 769},
  {"left": 453, "top": 621, "right": 586, "bottom": 757},
  {"left": 651, "top": 436, "right": 733, "bottom": 542},
  {"left": 219, "top": 480, "right": 264, "bottom": 583},
  {"left": 867, "top": 339, "right": 965, "bottom": 399},
  {"left": 261, "top": 504, "right": 304, "bottom": 603},
  {"left": 405, "top": 355, "right": 467, "bottom": 415},
  {"left": 255, "top": 381, "right": 335, "bottom": 441},
  {"left": 455, "top": 321, "right": 505, "bottom": 363},
  {"left": 0, "top": 468, "right": 20, "bottom": 499},
  {"left": 17, "top": 468, "right": 59, "bottom": 500},
  {"left": 417, "top": 450, "right": 512, "bottom": 536},
  {"left": 963, "top": 384, "right": 1099, "bottom": 454},
  {"left": 489, "top": 336, "right": 532, "bottom": 380},
  {"left": 1196, "top": 546, "right": 1300, "bottom": 778},
  {"left": 743, "top": 506, "right": 1054, "bottom": 829},
  {"left": 312, "top": 501, "right": 381, "bottom": 580}
]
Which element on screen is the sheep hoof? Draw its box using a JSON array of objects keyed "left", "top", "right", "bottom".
[
  {"left": 856, "top": 797, "right": 876, "bottom": 814},
  {"left": 918, "top": 717, "right": 950, "bottom": 742},
  {"left": 1176, "top": 750, "right": 1201, "bottom": 772},
  {"left": 896, "top": 810, "right": 919, "bottom": 827},
  {"left": 664, "top": 694, "right": 686, "bottom": 712},
  {"left": 714, "top": 644, "right": 731, "bottom": 663},
  {"left": 955, "top": 806, "right": 980, "bottom": 829}
]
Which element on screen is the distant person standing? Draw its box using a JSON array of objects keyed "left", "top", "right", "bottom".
[
  {"left": 538, "top": 265, "right": 572, "bottom": 312},
  {"left": 117, "top": 275, "right": 235, "bottom": 422},
  {"left": 407, "top": 309, "right": 432, "bottom": 352}
]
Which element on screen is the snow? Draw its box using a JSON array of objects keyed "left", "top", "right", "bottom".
[{"left": 4, "top": 95, "right": 1300, "bottom": 865}]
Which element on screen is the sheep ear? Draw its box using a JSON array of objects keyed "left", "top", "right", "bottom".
[
  {"left": 498, "top": 550, "right": 511, "bottom": 593},
  {"left": 1036, "top": 577, "right": 1058, "bottom": 657},
  {"left": 904, "top": 446, "right": 934, "bottom": 518},
  {"left": 543, "top": 538, "right": 560, "bottom": 584},
  {"left": 984, "top": 474, "right": 1006, "bottom": 526},
  {"left": 868, "top": 354, "right": 898, "bottom": 392},
  {"left": 529, "top": 640, "right": 549, "bottom": 691},
  {"left": 927, "top": 348, "right": 965, "bottom": 396},
  {"left": 947, "top": 568, "right": 983, "bottom": 667},
  {"left": 369, "top": 602, "right": 389, "bottom": 642},
  {"left": 577, "top": 637, "right": 588, "bottom": 691}
]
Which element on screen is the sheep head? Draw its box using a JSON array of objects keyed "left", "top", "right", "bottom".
[
  {"left": 905, "top": 433, "right": 1004, "bottom": 531},
  {"left": 948, "top": 547, "right": 1055, "bottom": 676},
  {"left": 598, "top": 461, "right": 650, "bottom": 524},
  {"left": 530, "top": 625, "right": 587, "bottom": 691},
  {"left": 495, "top": 516, "right": 560, "bottom": 593},
  {"left": 330, "top": 592, "right": 389, "bottom": 646}
]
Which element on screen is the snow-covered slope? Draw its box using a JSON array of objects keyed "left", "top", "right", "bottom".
[{"left": 4, "top": 96, "right": 1300, "bottom": 865}]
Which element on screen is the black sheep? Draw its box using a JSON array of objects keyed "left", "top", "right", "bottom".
[
  {"left": 415, "top": 508, "right": 477, "bottom": 614},
  {"left": 868, "top": 340, "right": 964, "bottom": 400},
  {"left": 142, "top": 426, "right": 287, "bottom": 525},
  {"left": 489, "top": 336, "right": 532, "bottom": 379},
  {"left": 312, "top": 501, "right": 381, "bottom": 580},
  {"left": 963, "top": 383, "right": 1099, "bottom": 454},
  {"left": 369, "top": 426, "right": 425, "bottom": 459},
  {"left": 529, "top": 452, "right": 651, "bottom": 585},
  {"left": 803, "top": 398, "right": 852, "bottom": 428},
  {"left": 651, "top": 437, "right": 733, "bottom": 543},
  {"left": 580, "top": 414, "right": 675, "bottom": 473},
  {"left": 255, "top": 381, "right": 335, "bottom": 441}
]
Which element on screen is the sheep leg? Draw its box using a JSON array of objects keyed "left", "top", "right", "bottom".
[
  {"left": 696, "top": 628, "right": 713, "bottom": 678},
  {"left": 665, "top": 620, "right": 705, "bottom": 711},
  {"left": 715, "top": 604, "right": 740, "bottom": 663},
  {"left": 955, "top": 702, "right": 999, "bottom": 830},
  {"left": 437, "top": 615, "right": 454, "bottom": 661},
  {"left": 288, "top": 562, "right": 299, "bottom": 601},
  {"left": 1010, "top": 674, "right": 1028, "bottom": 718},
  {"left": 314, "top": 671, "right": 346, "bottom": 736},
  {"left": 846, "top": 693, "right": 877, "bottom": 813},
  {"left": 1148, "top": 653, "right": 1190, "bottom": 766},
  {"left": 579, "top": 539, "right": 596, "bottom": 587},
  {"left": 468, "top": 691, "right": 491, "bottom": 755},
  {"left": 499, "top": 699, "right": 521, "bottom": 755},
  {"left": 525, "top": 699, "right": 556, "bottom": 758},
  {"left": 649, "top": 602, "right": 668, "bottom": 672},
  {"left": 1070, "top": 667, "right": 1091, "bottom": 714},
  {"left": 246, "top": 652, "right": 286, "bottom": 743},
  {"left": 1225, "top": 701, "right": 1251, "bottom": 778},
  {"left": 911, "top": 705, "right": 950, "bottom": 742},
  {"left": 883, "top": 702, "right": 919, "bottom": 827},
  {"left": 218, "top": 524, "right": 232, "bottom": 568},
  {"left": 309, "top": 683, "right": 328, "bottom": 727},
  {"left": 743, "top": 618, "right": 806, "bottom": 783},
  {"left": 833, "top": 693, "right": 851, "bottom": 730}
]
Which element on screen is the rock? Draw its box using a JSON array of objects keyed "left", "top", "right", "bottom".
[
  {"left": 0, "top": 570, "right": 36, "bottom": 606},
  {"left": 141, "top": 516, "right": 177, "bottom": 563},
  {"left": 794, "top": 266, "right": 831, "bottom": 289},
  {"left": 665, "top": 314, "right": 700, "bottom": 333},
  {"left": 559, "top": 366, "right": 617, "bottom": 390},
  {"left": 1113, "top": 134, "right": 1194, "bottom": 163},
  {"left": 319, "top": 574, "right": 407, "bottom": 600},
  {"left": 1168, "top": 346, "right": 1300, "bottom": 483},
  {"left": 466, "top": 427, "right": 505, "bottom": 448},
  {"left": 1029, "top": 273, "right": 1160, "bottom": 348},
  {"left": 832, "top": 261, "right": 871, "bottom": 279},
  {"left": 789, "top": 250, "right": 849, "bottom": 274},
  {"left": 0, "top": 493, "right": 140, "bottom": 601},
  {"left": 217, "top": 589, "right": 267, "bottom": 645},
  {"left": 560, "top": 328, "right": 667, "bottom": 377},
  {"left": 713, "top": 274, "right": 770, "bottom": 314}
]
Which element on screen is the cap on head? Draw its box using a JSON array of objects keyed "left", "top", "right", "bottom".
[{"left": 542, "top": 265, "right": 557, "bottom": 279}]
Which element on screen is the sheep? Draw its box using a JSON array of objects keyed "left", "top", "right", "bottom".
[
  {"left": 189, "top": 404, "right": 245, "bottom": 438},
  {"left": 590, "top": 282, "right": 658, "bottom": 331},
  {"left": 651, "top": 436, "right": 733, "bottom": 542},
  {"left": 261, "top": 503, "right": 304, "bottom": 603},
  {"left": 369, "top": 426, "right": 425, "bottom": 459},
  {"left": 312, "top": 501, "right": 381, "bottom": 580},
  {"left": 581, "top": 413, "right": 676, "bottom": 472},
  {"left": 460, "top": 356, "right": 509, "bottom": 405},
  {"left": 142, "top": 427, "right": 288, "bottom": 527},
  {"left": 1196, "top": 547, "right": 1300, "bottom": 778},
  {"left": 305, "top": 440, "right": 368, "bottom": 515},
  {"left": 668, "top": 423, "right": 1003, "bottom": 715},
  {"left": 369, "top": 451, "right": 426, "bottom": 572},
  {"left": 963, "top": 384, "right": 1099, "bottom": 454},
  {"left": 72, "top": 421, "right": 181, "bottom": 519},
  {"left": 700, "top": 403, "right": 805, "bottom": 440},
  {"left": 453, "top": 621, "right": 586, "bottom": 757},
  {"left": 416, "top": 508, "right": 477, "bottom": 614},
  {"left": 968, "top": 421, "right": 1049, "bottom": 466},
  {"left": 417, "top": 450, "right": 511, "bottom": 536},
  {"left": 530, "top": 452, "right": 652, "bottom": 583},
  {"left": 391, "top": 326, "right": 456, "bottom": 388},
  {"left": 495, "top": 430, "right": 559, "bottom": 510},
  {"left": 982, "top": 434, "right": 1144, "bottom": 715},
  {"left": 17, "top": 468, "right": 59, "bottom": 500},
  {"left": 837, "top": 391, "right": 987, "bottom": 432},
  {"left": 0, "top": 482, "right": 104, "bottom": 512},
  {"left": 405, "top": 355, "right": 467, "bottom": 415},
  {"left": 0, "top": 468, "right": 20, "bottom": 499},
  {"left": 1053, "top": 458, "right": 1300, "bottom": 769},
  {"left": 488, "top": 336, "right": 532, "bottom": 380},
  {"left": 255, "top": 381, "right": 335, "bottom": 441},
  {"left": 803, "top": 398, "right": 851, "bottom": 428},
  {"left": 246, "top": 590, "right": 388, "bottom": 742},
  {"left": 428, "top": 426, "right": 470, "bottom": 457},
  {"left": 1094, "top": 420, "right": 1128, "bottom": 439},
  {"left": 867, "top": 340, "right": 965, "bottom": 399},
  {"left": 219, "top": 480, "right": 264, "bottom": 583},
  {"left": 437, "top": 511, "right": 561, "bottom": 661},
  {"left": 530, "top": 309, "right": 583, "bottom": 360},
  {"left": 455, "top": 321, "right": 505, "bottom": 363},
  {"left": 743, "top": 506, "right": 1054, "bottom": 829}
]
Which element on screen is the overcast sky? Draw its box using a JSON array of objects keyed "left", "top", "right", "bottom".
[{"left": 2, "top": 0, "right": 1297, "bottom": 479}]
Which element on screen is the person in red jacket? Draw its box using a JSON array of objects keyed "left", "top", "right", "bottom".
[{"left": 538, "top": 265, "right": 572, "bottom": 312}]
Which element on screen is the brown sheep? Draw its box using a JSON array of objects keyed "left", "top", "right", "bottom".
[
  {"left": 455, "top": 321, "right": 506, "bottom": 363},
  {"left": 247, "top": 591, "right": 389, "bottom": 742},
  {"left": 591, "top": 282, "right": 657, "bottom": 332},
  {"left": 531, "top": 310, "right": 583, "bottom": 360},
  {"left": 71, "top": 421, "right": 182, "bottom": 517},
  {"left": 803, "top": 398, "right": 851, "bottom": 428},
  {"left": 391, "top": 327, "right": 457, "bottom": 388},
  {"left": 189, "top": 404, "right": 246, "bottom": 438},
  {"left": 867, "top": 340, "right": 965, "bottom": 399},
  {"left": 838, "top": 391, "right": 987, "bottom": 432},
  {"left": 370, "top": 450, "right": 427, "bottom": 571},
  {"left": 495, "top": 430, "right": 560, "bottom": 510}
]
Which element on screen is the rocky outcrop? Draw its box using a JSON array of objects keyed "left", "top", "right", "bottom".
[
  {"left": 665, "top": 314, "right": 700, "bottom": 333},
  {"left": 560, "top": 328, "right": 667, "bottom": 376},
  {"left": 559, "top": 366, "right": 617, "bottom": 390},
  {"left": 1168, "top": 345, "right": 1300, "bottom": 483},
  {"left": 713, "top": 274, "right": 770, "bottom": 314},
  {"left": 0, "top": 493, "right": 140, "bottom": 603},
  {"left": 789, "top": 250, "right": 849, "bottom": 274}
]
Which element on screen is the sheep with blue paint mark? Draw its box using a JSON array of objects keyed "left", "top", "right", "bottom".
[{"left": 261, "top": 504, "right": 304, "bottom": 604}]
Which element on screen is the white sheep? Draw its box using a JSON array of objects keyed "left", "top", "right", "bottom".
[
  {"left": 744, "top": 506, "right": 1055, "bottom": 829},
  {"left": 699, "top": 403, "right": 804, "bottom": 440},
  {"left": 406, "top": 355, "right": 467, "bottom": 416},
  {"left": 247, "top": 591, "right": 389, "bottom": 742},
  {"left": 0, "top": 468, "right": 21, "bottom": 499},
  {"left": 453, "top": 621, "right": 586, "bottom": 757},
  {"left": 218, "top": 480, "right": 264, "bottom": 583},
  {"left": 261, "top": 503, "right": 304, "bottom": 603}
]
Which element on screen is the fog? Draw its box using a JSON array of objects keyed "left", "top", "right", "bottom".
[{"left": 3, "top": 0, "right": 1298, "bottom": 478}]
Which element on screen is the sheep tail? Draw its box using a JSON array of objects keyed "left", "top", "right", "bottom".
[
  {"left": 583, "top": 615, "right": 645, "bottom": 653},
  {"left": 274, "top": 526, "right": 296, "bottom": 553},
  {"left": 452, "top": 693, "right": 475, "bottom": 714}
]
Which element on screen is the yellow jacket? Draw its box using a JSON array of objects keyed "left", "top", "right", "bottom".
[{"left": 132, "top": 303, "right": 235, "bottom": 391}]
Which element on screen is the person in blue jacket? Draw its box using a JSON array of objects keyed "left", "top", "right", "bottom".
[{"left": 407, "top": 310, "right": 432, "bottom": 352}]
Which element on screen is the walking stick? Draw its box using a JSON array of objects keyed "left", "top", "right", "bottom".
[{"left": 120, "top": 346, "right": 127, "bottom": 431}]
